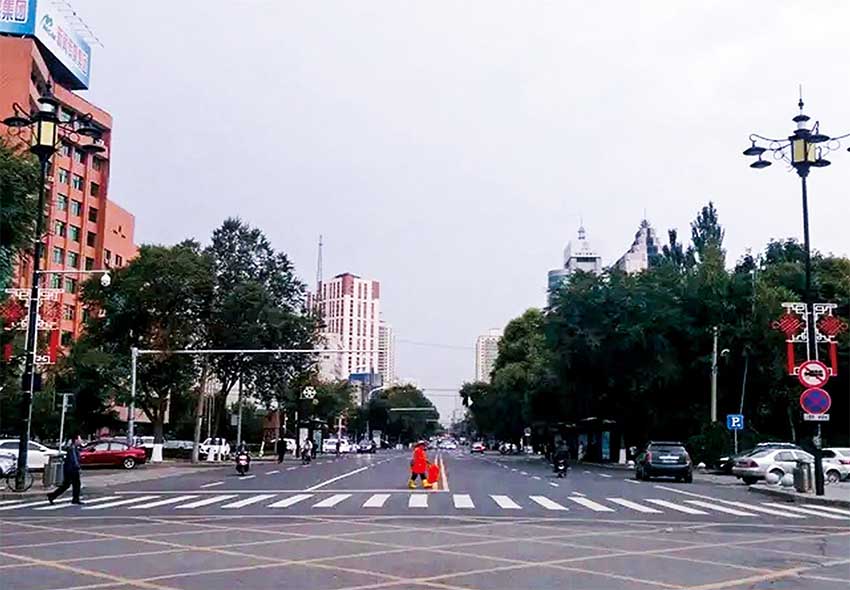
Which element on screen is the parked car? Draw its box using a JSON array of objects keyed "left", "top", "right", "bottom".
[
  {"left": 717, "top": 442, "right": 800, "bottom": 474},
  {"left": 732, "top": 448, "right": 813, "bottom": 485},
  {"left": 80, "top": 440, "right": 147, "bottom": 470},
  {"left": 471, "top": 441, "right": 486, "bottom": 454},
  {"left": 199, "top": 437, "right": 231, "bottom": 459},
  {"left": 322, "top": 438, "right": 351, "bottom": 454},
  {"left": 0, "top": 439, "right": 62, "bottom": 470},
  {"left": 439, "top": 440, "right": 458, "bottom": 450},
  {"left": 635, "top": 441, "right": 693, "bottom": 483},
  {"left": 357, "top": 439, "right": 376, "bottom": 453},
  {"left": 821, "top": 447, "right": 850, "bottom": 483}
]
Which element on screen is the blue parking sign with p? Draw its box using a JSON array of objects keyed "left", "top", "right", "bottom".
[{"left": 726, "top": 414, "right": 744, "bottom": 431}]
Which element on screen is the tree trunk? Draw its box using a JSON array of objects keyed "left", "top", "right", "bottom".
[{"left": 192, "top": 363, "right": 209, "bottom": 463}]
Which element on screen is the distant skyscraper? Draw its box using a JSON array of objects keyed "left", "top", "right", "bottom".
[
  {"left": 377, "top": 320, "right": 395, "bottom": 385},
  {"left": 615, "top": 219, "right": 660, "bottom": 274},
  {"left": 547, "top": 225, "right": 603, "bottom": 299},
  {"left": 475, "top": 329, "right": 502, "bottom": 383}
]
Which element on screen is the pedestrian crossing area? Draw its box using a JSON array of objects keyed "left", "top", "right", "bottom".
[{"left": 2, "top": 492, "right": 848, "bottom": 521}]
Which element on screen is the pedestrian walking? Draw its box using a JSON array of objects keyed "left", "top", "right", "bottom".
[
  {"left": 277, "top": 428, "right": 287, "bottom": 464},
  {"left": 408, "top": 440, "right": 431, "bottom": 489},
  {"left": 47, "top": 434, "right": 83, "bottom": 505}
]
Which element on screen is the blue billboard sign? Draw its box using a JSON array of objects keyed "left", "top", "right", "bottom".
[{"left": 0, "top": 0, "right": 91, "bottom": 89}]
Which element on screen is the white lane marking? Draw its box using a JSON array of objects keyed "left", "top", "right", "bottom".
[
  {"left": 238, "top": 475, "right": 256, "bottom": 481},
  {"left": 567, "top": 496, "right": 615, "bottom": 512},
  {"left": 84, "top": 495, "right": 160, "bottom": 510},
  {"left": 201, "top": 481, "right": 224, "bottom": 488},
  {"left": 710, "top": 499, "right": 806, "bottom": 519},
  {"left": 645, "top": 499, "right": 707, "bottom": 514},
  {"left": 491, "top": 495, "right": 521, "bottom": 509},
  {"left": 129, "top": 495, "right": 199, "bottom": 510},
  {"left": 286, "top": 467, "right": 298, "bottom": 471},
  {"left": 313, "top": 494, "right": 352, "bottom": 508},
  {"left": 571, "top": 491, "right": 586, "bottom": 497},
  {"left": 221, "top": 494, "right": 276, "bottom": 509},
  {"left": 598, "top": 473, "right": 613, "bottom": 478},
  {"left": 305, "top": 465, "right": 369, "bottom": 491},
  {"left": 607, "top": 498, "right": 663, "bottom": 513},
  {"left": 268, "top": 494, "right": 313, "bottom": 508},
  {"left": 763, "top": 503, "right": 850, "bottom": 521},
  {"left": 0, "top": 499, "right": 28, "bottom": 506},
  {"left": 409, "top": 494, "right": 429, "bottom": 508},
  {"left": 548, "top": 482, "right": 560, "bottom": 487},
  {"left": 175, "top": 495, "right": 238, "bottom": 509},
  {"left": 532, "top": 476, "right": 542, "bottom": 481},
  {"left": 265, "top": 470, "right": 280, "bottom": 475},
  {"left": 625, "top": 479, "right": 640, "bottom": 485},
  {"left": 684, "top": 500, "right": 756, "bottom": 517},
  {"left": 808, "top": 505, "right": 850, "bottom": 516},
  {"left": 520, "top": 471, "right": 529, "bottom": 476},
  {"left": 529, "top": 495, "right": 568, "bottom": 511},
  {"left": 583, "top": 470, "right": 591, "bottom": 474},
  {"left": 511, "top": 468, "right": 518, "bottom": 472},
  {"left": 35, "top": 497, "right": 114, "bottom": 511},
  {"left": 363, "top": 494, "right": 390, "bottom": 508},
  {"left": 453, "top": 494, "right": 474, "bottom": 509}
]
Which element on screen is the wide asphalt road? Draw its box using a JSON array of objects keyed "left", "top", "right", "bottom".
[{"left": 0, "top": 449, "right": 847, "bottom": 589}]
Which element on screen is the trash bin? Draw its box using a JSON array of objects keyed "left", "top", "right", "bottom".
[
  {"left": 43, "top": 455, "right": 64, "bottom": 489},
  {"left": 793, "top": 459, "right": 813, "bottom": 493}
]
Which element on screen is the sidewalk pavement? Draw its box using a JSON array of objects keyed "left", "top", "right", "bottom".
[{"left": 749, "top": 482, "right": 850, "bottom": 508}]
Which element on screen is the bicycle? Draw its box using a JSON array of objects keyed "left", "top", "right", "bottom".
[{"left": 4, "top": 467, "right": 34, "bottom": 492}]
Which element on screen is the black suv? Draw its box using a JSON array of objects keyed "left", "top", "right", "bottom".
[{"left": 635, "top": 441, "right": 693, "bottom": 483}]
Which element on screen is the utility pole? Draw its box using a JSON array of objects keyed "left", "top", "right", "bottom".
[
  {"left": 711, "top": 326, "right": 718, "bottom": 423},
  {"left": 236, "top": 362, "right": 243, "bottom": 447}
]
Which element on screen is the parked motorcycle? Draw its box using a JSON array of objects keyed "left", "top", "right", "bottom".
[{"left": 235, "top": 450, "right": 251, "bottom": 475}]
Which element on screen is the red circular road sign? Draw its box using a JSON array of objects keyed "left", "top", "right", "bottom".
[
  {"left": 800, "top": 388, "right": 831, "bottom": 415},
  {"left": 797, "top": 360, "right": 830, "bottom": 388}
]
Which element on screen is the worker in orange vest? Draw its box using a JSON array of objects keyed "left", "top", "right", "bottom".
[{"left": 409, "top": 440, "right": 431, "bottom": 489}]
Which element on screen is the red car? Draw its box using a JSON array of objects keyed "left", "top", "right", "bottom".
[{"left": 80, "top": 440, "right": 147, "bottom": 470}]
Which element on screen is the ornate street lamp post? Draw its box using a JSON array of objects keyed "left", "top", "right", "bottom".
[
  {"left": 2, "top": 84, "right": 105, "bottom": 491},
  {"left": 743, "top": 95, "right": 849, "bottom": 496}
]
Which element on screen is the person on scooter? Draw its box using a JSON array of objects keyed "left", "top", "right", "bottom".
[
  {"left": 235, "top": 442, "right": 251, "bottom": 473},
  {"left": 408, "top": 440, "right": 431, "bottom": 489},
  {"left": 553, "top": 441, "right": 570, "bottom": 474},
  {"left": 301, "top": 438, "right": 313, "bottom": 464}
]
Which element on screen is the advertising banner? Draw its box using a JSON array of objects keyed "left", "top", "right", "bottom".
[
  {"left": 34, "top": 0, "right": 91, "bottom": 89},
  {"left": 0, "top": 0, "right": 37, "bottom": 36}
]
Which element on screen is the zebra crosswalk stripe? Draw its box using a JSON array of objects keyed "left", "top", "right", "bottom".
[
  {"left": 763, "top": 503, "right": 849, "bottom": 521},
  {"left": 362, "top": 494, "right": 390, "bottom": 508},
  {"left": 491, "top": 495, "right": 521, "bottom": 509},
  {"left": 709, "top": 499, "right": 806, "bottom": 519},
  {"left": 644, "top": 499, "right": 707, "bottom": 514},
  {"left": 221, "top": 494, "right": 276, "bottom": 509},
  {"left": 313, "top": 494, "right": 351, "bottom": 508},
  {"left": 567, "top": 496, "right": 614, "bottom": 512},
  {"left": 807, "top": 505, "right": 850, "bottom": 517},
  {"left": 684, "top": 500, "right": 756, "bottom": 517},
  {"left": 129, "top": 495, "right": 199, "bottom": 510},
  {"left": 453, "top": 494, "right": 474, "bottom": 509},
  {"left": 607, "top": 498, "right": 662, "bottom": 513},
  {"left": 268, "top": 494, "right": 312, "bottom": 508},
  {"left": 35, "top": 497, "right": 114, "bottom": 511},
  {"left": 175, "top": 495, "right": 238, "bottom": 509},
  {"left": 85, "top": 495, "right": 160, "bottom": 510},
  {"left": 0, "top": 498, "right": 71, "bottom": 511},
  {"left": 529, "top": 496, "right": 568, "bottom": 511},
  {"left": 409, "top": 494, "right": 428, "bottom": 508}
]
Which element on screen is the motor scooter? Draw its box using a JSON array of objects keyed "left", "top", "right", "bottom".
[{"left": 235, "top": 450, "right": 251, "bottom": 475}]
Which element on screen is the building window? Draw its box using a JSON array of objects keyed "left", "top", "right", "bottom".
[
  {"left": 104, "top": 249, "right": 111, "bottom": 263},
  {"left": 88, "top": 207, "right": 98, "bottom": 223},
  {"left": 58, "top": 168, "right": 69, "bottom": 184},
  {"left": 54, "top": 220, "right": 66, "bottom": 237},
  {"left": 50, "top": 275, "right": 61, "bottom": 289},
  {"left": 67, "top": 252, "right": 79, "bottom": 268},
  {"left": 70, "top": 200, "right": 82, "bottom": 216},
  {"left": 60, "top": 331, "right": 73, "bottom": 346},
  {"left": 72, "top": 174, "right": 83, "bottom": 190},
  {"left": 85, "top": 257, "right": 94, "bottom": 270},
  {"left": 52, "top": 247, "right": 64, "bottom": 263},
  {"left": 92, "top": 157, "right": 104, "bottom": 171},
  {"left": 56, "top": 194, "right": 68, "bottom": 211},
  {"left": 90, "top": 182, "right": 100, "bottom": 197},
  {"left": 86, "top": 231, "right": 97, "bottom": 247},
  {"left": 74, "top": 148, "right": 86, "bottom": 164},
  {"left": 69, "top": 225, "right": 81, "bottom": 242},
  {"left": 63, "top": 304, "right": 76, "bottom": 321},
  {"left": 64, "top": 278, "right": 77, "bottom": 294},
  {"left": 115, "top": 254, "right": 123, "bottom": 266},
  {"left": 60, "top": 143, "right": 72, "bottom": 157}
]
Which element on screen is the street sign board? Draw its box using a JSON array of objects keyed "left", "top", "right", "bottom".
[
  {"left": 726, "top": 414, "right": 744, "bottom": 431},
  {"left": 797, "top": 360, "right": 830, "bottom": 388},
  {"left": 800, "top": 388, "right": 831, "bottom": 415},
  {"left": 803, "top": 413, "right": 830, "bottom": 422}
]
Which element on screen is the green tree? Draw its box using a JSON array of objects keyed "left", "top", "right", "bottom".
[
  {"left": 369, "top": 385, "right": 439, "bottom": 444},
  {"left": 0, "top": 139, "right": 40, "bottom": 291}
]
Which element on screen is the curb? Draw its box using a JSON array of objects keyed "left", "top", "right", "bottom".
[{"left": 748, "top": 484, "right": 850, "bottom": 508}]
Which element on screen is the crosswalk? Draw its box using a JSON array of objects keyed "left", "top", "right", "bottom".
[{"left": 2, "top": 492, "right": 846, "bottom": 521}]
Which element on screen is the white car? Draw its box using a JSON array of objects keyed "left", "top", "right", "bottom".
[
  {"left": 822, "top": 448, "right": 850, "bottom": 483},
  {"left": 0, "top": 439, "right": 62, "bottom": 470},
  {"left": 439, "top": 440, "right": 458, "bottom": 450},
  {"left": 199, "top": 437, "right": 231, "bottom": 458},
  {"left": 732, "top": 448, "right": 814, "bottom": 485},
  {"left": 322, "top": 438, "right": 351, "bottom": 454}
]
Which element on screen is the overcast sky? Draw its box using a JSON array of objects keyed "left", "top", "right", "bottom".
[{"left": 73, "top": 1, "right": 850, "bottom": 423}]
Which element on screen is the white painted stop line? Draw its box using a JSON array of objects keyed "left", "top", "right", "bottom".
[
  {"left": 529, "top": 496, "right": 568, "bottom": 511},
  {"left": 491, "top": 495, "right": 521, "bottom": 509},
  {"left": 453, "top": 494, "right": 474, "bottom": 509},
  {"left": 268, "top": 494, "right": 312, "bottom": 508}
]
